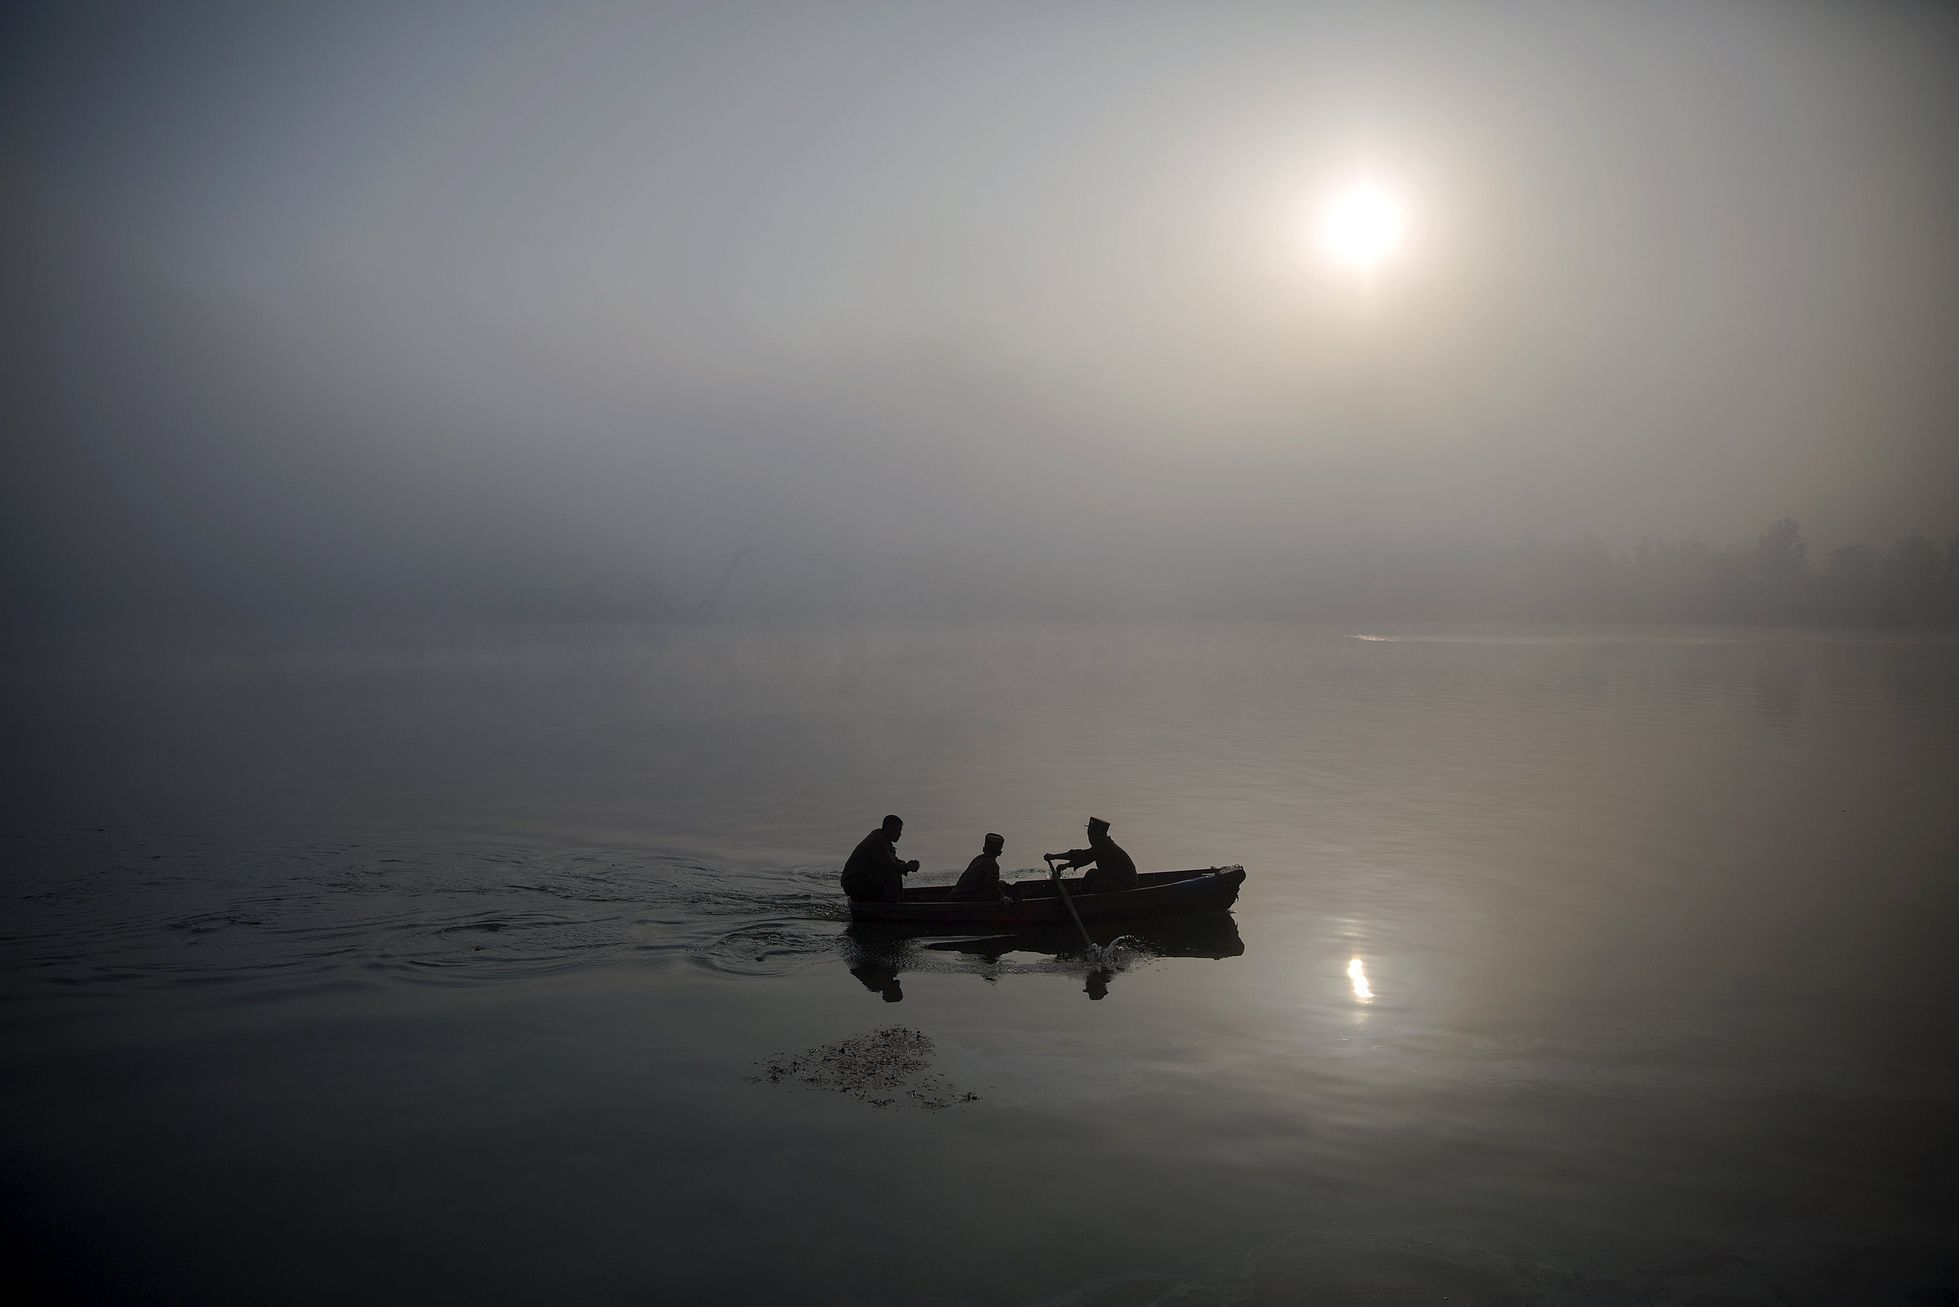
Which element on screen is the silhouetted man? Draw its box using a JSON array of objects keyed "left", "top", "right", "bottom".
[
  {"left": 1048, "top": 817, "right": 1137, "bottom": 893},
  {"left": 850, "top": 961, "right": 903, "bottom": 1003},
  {"left": 948, "top": 832, "right": 1012, "bottom": 902},
  {"left": 841, "top": 814, "right": 919, "bottom": 903}
]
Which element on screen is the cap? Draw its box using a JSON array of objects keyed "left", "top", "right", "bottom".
[
  {"left": 984, "top": 832, "right": 1005, "bottom": 850},
  {"left": 1086, "top": 817, "right": 1110, "bottom": 833}
]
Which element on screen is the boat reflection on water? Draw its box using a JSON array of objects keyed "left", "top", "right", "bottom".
[
  {"left": 847, "top": 953, "right": 906, "bottom": 1003},
  {"left": 841, "top": 914, "right": 1244, "bottom": 1003}
]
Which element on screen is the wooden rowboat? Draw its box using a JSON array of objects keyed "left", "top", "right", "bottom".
[{"left": 846, "top": 865, "right": 1246, "bottom": 930}]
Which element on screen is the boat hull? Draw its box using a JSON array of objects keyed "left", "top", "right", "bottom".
[{"left": 846, "top": 865, "right": 1246, "bottom": 931}]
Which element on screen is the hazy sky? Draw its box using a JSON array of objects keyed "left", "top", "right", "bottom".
[{"left": 7, "top": 0, "right": 1957, "bottom": 616}]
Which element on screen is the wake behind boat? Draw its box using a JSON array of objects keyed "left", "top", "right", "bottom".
[{"left": 846, "top": 865, "right": 1247, "bottom": 931}]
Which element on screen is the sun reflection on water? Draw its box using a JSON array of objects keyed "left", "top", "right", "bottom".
[{"left": 1347, "top": 957, "right": 1373, "bottom": 1002}]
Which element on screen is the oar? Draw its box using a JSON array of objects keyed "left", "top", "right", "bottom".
[{"left": 1044, "top": 854, "right": 1101, "bottom": 962}]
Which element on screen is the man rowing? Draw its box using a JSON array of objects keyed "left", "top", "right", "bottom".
[
  {"left": 840, "top": 813, "right": 920, "bottom": 903},
  {"left": 1047, "top": 816, "right": 1137, "bottom": 893}
]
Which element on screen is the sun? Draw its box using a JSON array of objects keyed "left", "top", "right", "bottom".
[{"left": 1316, "top": 182, "right": 1408, "bottom": 272}]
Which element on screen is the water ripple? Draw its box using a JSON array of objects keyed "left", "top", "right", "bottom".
[{"left": 0, "top": 831, "right": 847, "bottom": 995}]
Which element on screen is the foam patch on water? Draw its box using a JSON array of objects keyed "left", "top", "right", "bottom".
[{"left": 748, "top": 1025, "right": 980, "bottom": 1110}]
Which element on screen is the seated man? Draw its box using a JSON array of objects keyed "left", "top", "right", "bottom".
[
  {"left": 948, "top": 832, "right": 1012, "bottom": 902},
  {"left": 1048, "top": 816, "right": 1137, "bottom": 893},
  {"left": 840, "top": 813, "right": 920, "bottom": 903}
]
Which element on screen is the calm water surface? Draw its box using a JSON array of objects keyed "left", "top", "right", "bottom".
[{"left": 4, "top": 622, "right": 1957, "bottom": 1304}]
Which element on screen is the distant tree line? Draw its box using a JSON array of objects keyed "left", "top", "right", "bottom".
[
  {"left": 481, "top": 521, "right": 1957, "bottom": 625},
  {"left": 1276, "top": 520, "right": 1959, "bottom": 626}
]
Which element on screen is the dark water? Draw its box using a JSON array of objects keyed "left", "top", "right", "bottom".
[{"left": 4, "top": 622, "right": 1958, "bottom": 1304}]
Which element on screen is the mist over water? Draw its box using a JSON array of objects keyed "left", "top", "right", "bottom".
[
  {"left": 4, "top": 622, "right": 1957, "bottom": 1301},
  {"left": 8, "top": 0, "right": 1959, "bottom": 1300},
  {"left": 7, "top": 2, "right": 1959, "bottom": 622}
]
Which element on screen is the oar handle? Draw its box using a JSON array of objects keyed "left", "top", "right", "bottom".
[{"left": 1043, "top": 852, "right": 1096, "bottom": 954}]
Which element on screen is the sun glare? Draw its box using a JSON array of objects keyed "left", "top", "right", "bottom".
[
  {"left": 1348, "top": 957, "right": 1373, "bottom": 1001},
  {"left": 1317, "top": 182, "right": 1408, "bottom": 272}
]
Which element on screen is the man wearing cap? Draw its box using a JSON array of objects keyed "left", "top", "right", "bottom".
[
  {"left": 1049, "top": 817, "right": 1138, "bottom": 894},
  {"left": 949, "top": 832, "right": 1013, "bottom": 902},
  {"left": 841, "top": 814, "right": 920, "bottom": 903}
]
